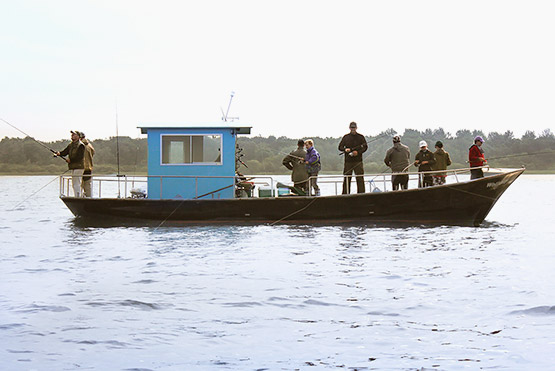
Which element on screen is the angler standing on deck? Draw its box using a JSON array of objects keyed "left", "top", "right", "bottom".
[
  {"left": 432, "top": 141, "right": 451, "bottom": 185},
  {"left": 469, "top": 136, "right": 487, "bottom": 179},
  {"left": 414, "top": 140, "right": 436, "bottom": 188},
  {"left": 338, "top": 121, "right": 368, "bottom": 194},
  {"left": 282, "top": 139, "right": 309, "bottom": 194},
  {"left": 304, "top": 139, "right": 321, "bottom": 196},
  {"left": 56, "top": 130, "right": 85, "bottom": 197},
  {"left": 384, "top": 135, "right": 411, "bottom": 190},
  {"left": 79, "top": 131, "right": 95, "bottom": 197}
]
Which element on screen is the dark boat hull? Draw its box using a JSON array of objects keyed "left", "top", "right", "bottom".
[{"left": 61, "top": 169, "right": 524, "bottom": 226}]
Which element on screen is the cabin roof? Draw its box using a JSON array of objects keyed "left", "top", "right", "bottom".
[{"left": 138, "top": 123, "right": 251, "bottom": 135}]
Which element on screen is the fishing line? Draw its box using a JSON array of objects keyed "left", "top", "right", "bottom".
[
  {"left": 10, "top": 169, "right": 71, "bottom": 211},
  {"left": 1, "top": 118, "right": 67, "bottom": 161},
  {"left": 487, "top": 150, "right": 555, "bottom": 161},
  {"left": 269, "top": 197, "right": 319, "bottom": 226},
  {"left": 154, "top": 176, "right": 256, "bottom": 229}
]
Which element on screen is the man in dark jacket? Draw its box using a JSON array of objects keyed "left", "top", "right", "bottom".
[
  {"left": 384, "top": 135, "right": 411, "bottom": 190},
  {"left": 469, "top": 136, "right": 487, "bottom": 179},
  {"left": 282, "top": 139, "right": 309, "bottom": 195},
  {"left": 338, "top": 122, "right": 368, "bottom": 194},
  {"left": 56, "top": 130, "right": 85, "bottom": 197},
  {"left": 432, "top": 141, "right": 451, "bottom": 185},
  {"left": 414, "top": 140, "right": 436, "bottom": 188}
]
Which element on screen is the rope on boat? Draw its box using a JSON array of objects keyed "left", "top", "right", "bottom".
[
  {"left": 269, "top": 197, "right": 319, "bottom": 226},
  {"left": 153, "top": 200, "right": 187, "bottom": 230},
  {"left": 443, "top": 184, "right": 498, "bottom": 201}
]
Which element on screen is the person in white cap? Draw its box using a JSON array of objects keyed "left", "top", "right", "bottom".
[{"left": 414, "top": 140, "right": 436, "bottom": 188}]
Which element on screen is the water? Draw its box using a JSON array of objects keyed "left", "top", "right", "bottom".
[{"left": 1, "top": 175, "right": 555, "bottom": 370}]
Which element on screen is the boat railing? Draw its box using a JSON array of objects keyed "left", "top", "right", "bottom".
[
  {"left": 308, "top": 165, "right": 503, "bottom": 196},
  {"left": 60, "top": 165, "right": 508, "bottom": 199},
  {"left": 59, "top": 174, "right": 275, "bottom": 199}
]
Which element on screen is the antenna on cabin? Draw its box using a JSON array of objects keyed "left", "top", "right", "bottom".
[
  {"left": 115, "top": 100, "right": 121, "bottom": 198},
  {"left": 221, "top": 91, "right": 239, "bottom": 122}
]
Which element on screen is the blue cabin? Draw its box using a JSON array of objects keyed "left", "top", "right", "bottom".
[{"left": 139, "top": 124, "right": 251, "bottom": 200}]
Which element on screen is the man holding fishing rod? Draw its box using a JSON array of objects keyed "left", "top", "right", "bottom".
[
  {"left": 282, "top": 139, "right": 309, "bottom": 195},
  {"left": 384, "top": 135, "right": 411, "bottom": 190},
  {"left": 469, "top": 136, "right": 487, "bottom": 179},
  {"left": 338, "top": 122, "right": 368, "bottom": 194},
  {"left": 55, "top": 130, "right": 85, "bottom": 197}
]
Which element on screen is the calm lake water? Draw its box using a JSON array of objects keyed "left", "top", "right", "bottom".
[{"left": 1, "top": 174, "right": 554, "bottom": 370}]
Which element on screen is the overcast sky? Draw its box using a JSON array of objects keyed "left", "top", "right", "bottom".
[{"left": 1, "top": 0, "right": 554, "bottom": 141}]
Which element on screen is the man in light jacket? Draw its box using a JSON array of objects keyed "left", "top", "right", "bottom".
[{"left": 79, "top": 131, "right": 95, "bottom": 197}]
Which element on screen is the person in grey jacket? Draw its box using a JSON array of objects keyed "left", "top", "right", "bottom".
[
  {"left": 384, "top": 135, "right": 411, "bottom": 190},
  {"left": 282, "top": 139, "right": 309, "bottom": 195}
]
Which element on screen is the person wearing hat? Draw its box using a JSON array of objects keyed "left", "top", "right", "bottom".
[
  {"left": 469, "top": 136, "right": 487, "bottom": 179},
  {"left": 414, "top": 140, "right": 436, "bottom": 188},
  {"left": 431, "top": 141, "right": 451, "bottom": 185},
  {"left": 282, "top": 139, "right": 309, "bottom": 195},
  {"left": 384, "top": 135, "right": 411, "bottom": 190},
  {"left": 79, "top": 131, "right": 95, "bottom": 197},
  {"left": 304, "top": 139, "right": 321, "bottom": 196},
  {"left": 55, "top": 130, "right": 85, "bottom": 197},
  {"left": 338, "top": 121, "right": 368, "bottom": 194}
]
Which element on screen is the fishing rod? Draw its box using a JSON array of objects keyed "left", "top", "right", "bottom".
[
  {"left": 279, "top": 151, "right": 305, "bottom": 161},
  {"left": 339, "top": 134, "right": 389, "bottom": 156},
  {"left": 1, "top": 118, "right": 67, "bottom": 161},
  {"left": 115, "top": 101, "right": 122, "bottom": 198},
  {"left": 486, "top": 150, "right": 555, "bottom": 161}
]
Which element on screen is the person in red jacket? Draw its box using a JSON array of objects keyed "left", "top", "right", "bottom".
[{"left": 469, "top": 136, "right": 487, "bottom": 179}]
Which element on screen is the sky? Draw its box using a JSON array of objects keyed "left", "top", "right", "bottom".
[{"left": 1, "top": 0, "right": 554, "bottom": 142}]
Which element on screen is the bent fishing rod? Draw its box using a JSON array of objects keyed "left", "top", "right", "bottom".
[{"left": 1, "top": 118, "right": 66, "bottom": 161}]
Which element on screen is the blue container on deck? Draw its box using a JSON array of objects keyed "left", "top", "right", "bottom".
[{"left": 277, "top": 188, "right": 289, "bottom": 196}]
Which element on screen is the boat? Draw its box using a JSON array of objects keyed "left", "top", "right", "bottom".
[{"left": 59, "top": 123, "right": 524, "bottom": 227}]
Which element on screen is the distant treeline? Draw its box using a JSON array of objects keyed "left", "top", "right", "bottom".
[{"left": 1, "top": 128, "right": 555, "bottom": 175}]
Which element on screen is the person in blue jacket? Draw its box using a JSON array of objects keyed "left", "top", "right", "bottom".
[{"left": 304, "top": 139, "right": 321, "bottom": 196}]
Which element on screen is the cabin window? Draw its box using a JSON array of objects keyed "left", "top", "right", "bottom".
[{"left": 161, "top": 135, "right": 222, "bottom": 164}]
